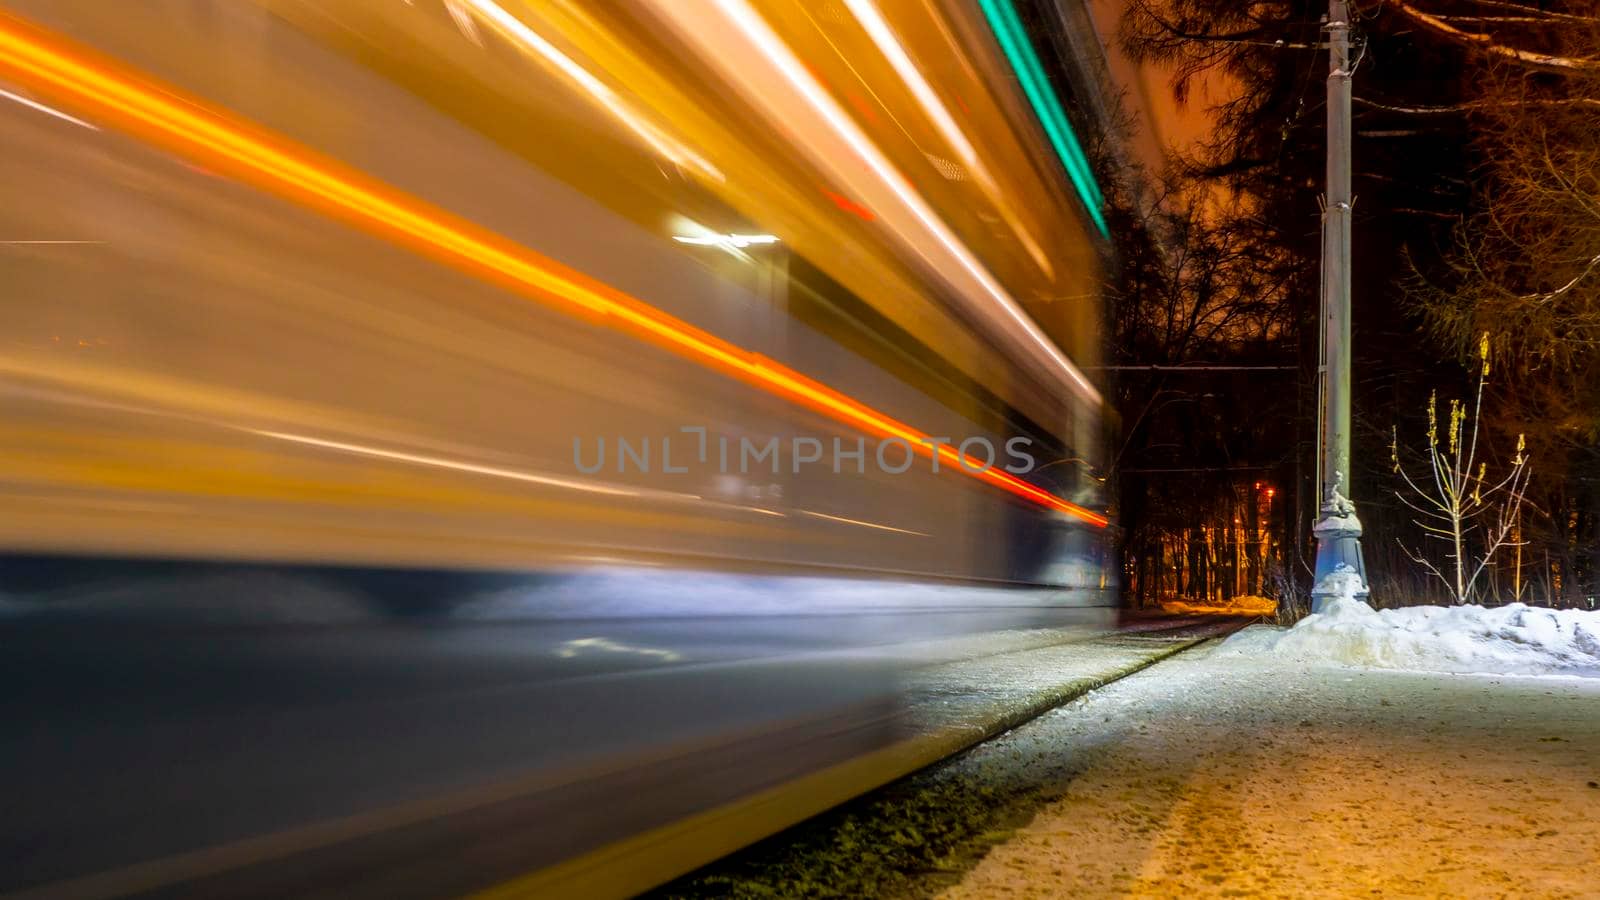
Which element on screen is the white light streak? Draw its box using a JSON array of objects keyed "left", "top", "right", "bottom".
[
  {"left": 672, "top": 233, "right": 780, "bottom": 248},
  {"left": 556, "top": 637, "right": 683, "bottom": 662},
  {"left": 800, "top": 509, "right": 928, "bottom": 536},
  {"left": 841, "top": 0, "right": 1053, "bottom": 277},
  {"left": 442, "top": 0, "right": 484, "bottom": 46},
  {"left": 458, "top": 0, "right": 724, "bottom": 182},
  {"left": 252, "top": 430, "right": 643, "bottom": 497},
  {"left": 0, "top": 86, "right": 98, "bottom": 130},
  {"left": 843, "top": 0, "right": 977, "bottom": 175}
]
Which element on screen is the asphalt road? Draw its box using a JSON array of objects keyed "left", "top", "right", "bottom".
[{"left": 1, "top": 567, "right": 1146, "bottom": 899}]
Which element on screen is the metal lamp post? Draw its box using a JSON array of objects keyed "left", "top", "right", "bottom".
[{"left": 1311, "top": 0, "right": 1369, "bottom": 612}]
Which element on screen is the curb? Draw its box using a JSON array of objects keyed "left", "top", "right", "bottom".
[{"left": 476, "top": 626, "right": 1229, "bottom": 900}]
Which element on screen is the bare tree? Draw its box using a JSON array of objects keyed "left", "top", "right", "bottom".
[
  {"left": 1098, "top": 162, "right": 1302, "bottom": 608},
  {"left": 1390, "top": 335, "right": 1532, "bottom": 603},
  {"left": 1122, "top": 0, "right": 1600, "bottom": 605},
  {"left": 1396, "top": 5, "right": 1600, "bottom": 603}
]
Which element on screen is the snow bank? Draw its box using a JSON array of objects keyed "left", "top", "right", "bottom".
[{"left": 1222, "top": 570, "right": 1600, "bottom": 677}]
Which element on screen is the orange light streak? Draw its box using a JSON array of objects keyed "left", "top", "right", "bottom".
[{"left": 0, "top": 12, "right": 1107, "bottom": 528}]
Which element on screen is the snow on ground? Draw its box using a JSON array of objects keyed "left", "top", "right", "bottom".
[
  {"left": 939, "top": 639, "right": 1600, "bottom": 899},
  {"left": 1221, "top": 571, "right": 1600, "bottom": 677}
]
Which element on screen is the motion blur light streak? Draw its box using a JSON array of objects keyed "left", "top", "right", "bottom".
[
  {"left": 838, "top": 0, "right": 1055, "bottom": 279},
  {"left": 555, "top": 637, "right": 684, "bottom": 663},
  {"left": 442, "top": 0, "right": 485, "bottom": 46},
  {"left": 799, "top": 509, "right": 929, "bottom": 537},
  {"left": 0, "top": 11, "right": 1106, "bottom": 528},
  {"left": 672, "top": 233, "right": 780, "bottom": 248},
  {"left": 975, "top": 0, "right": 1108, "bottom": 239},
  {"left": 249, "top": 431, "right": 647, "bottom": 499},
  {"left": 824, "top": 188, "right": 877, "bottom": 221},
  {"left": 0, "top": 82, "right": 94, "bottom": 128},
  {"left": 1, "top": 6, "right": 1122, "bottom": 896},
  {"left": 643, "top": 0, "right": 1103, "bottom": 406},
  {"left": 841, "top": 0, "right": 979, "bottom": 183},
  {"left": 457, "top": 0, "right": 724, "bottom": 182}
]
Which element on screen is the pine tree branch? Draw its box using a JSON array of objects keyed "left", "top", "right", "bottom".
[
  {"left": 1125, "top": 2, "right": 1323, "bottom": 49},
  {"left": 1355, "top": 96, "right": 1600, "bottom": 115},
  {"left": 1435, "top": 14, "right": 1578, "bottom": 25},
  {"left": 1464, "top": 0, "right": 1600, "bottom": 25},
  {"left": 1390, "top": 1, "right": 1600, "bottom": 72},
  {"left": 1520, "top": 251, "right": 1600, "bottom": 303}
]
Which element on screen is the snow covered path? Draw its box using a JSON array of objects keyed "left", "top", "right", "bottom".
[{"left": 939, "top": 640, "right": 1600, "bottom": 899}]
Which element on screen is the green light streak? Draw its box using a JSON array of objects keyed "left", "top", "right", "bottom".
[{"left": 977, "top": 0, "right": 1109, "bottom": 239}]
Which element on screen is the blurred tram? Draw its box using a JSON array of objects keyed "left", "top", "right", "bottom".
[{"left": 0, "top": 1, "right": 1118, "bottom": 896}]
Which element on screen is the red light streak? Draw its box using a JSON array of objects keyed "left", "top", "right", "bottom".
[{"left": 822, "top": 189, "right": 876, "bottom": 221}]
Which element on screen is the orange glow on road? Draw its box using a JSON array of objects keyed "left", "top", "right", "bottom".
[{"left": 0, "top": 12, "right": 1106, "bottom": 528}]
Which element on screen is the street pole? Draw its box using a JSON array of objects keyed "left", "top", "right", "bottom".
[{"left": 1311, "top": 0, "right": 1369, "bottom": 612}]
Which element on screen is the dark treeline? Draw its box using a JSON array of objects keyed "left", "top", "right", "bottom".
[{"left": 1073, "top": 0, "right": 1600, "bottom": 610}]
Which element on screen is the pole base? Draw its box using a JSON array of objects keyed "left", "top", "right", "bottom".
[{"left": 1311, "top": 521, "right": 1368, "bottom": 614}]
